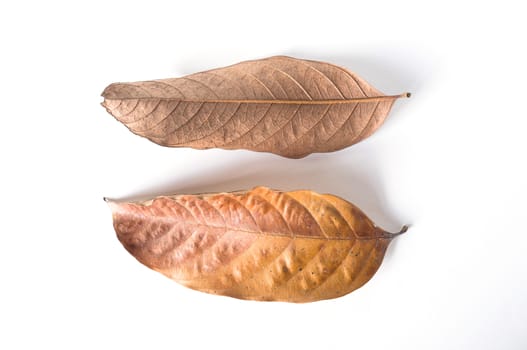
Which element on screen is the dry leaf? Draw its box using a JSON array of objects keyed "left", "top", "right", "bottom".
[
  {"left": 102, "top": 56, "right": 409, "bottom": 158},
  {"left": 107, "top": 187, "right": 407, "bottom": 302}
]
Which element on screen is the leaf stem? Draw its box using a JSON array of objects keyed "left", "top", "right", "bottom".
[{"left": 379, "top": 225, "right": 409, "bottom": 239}]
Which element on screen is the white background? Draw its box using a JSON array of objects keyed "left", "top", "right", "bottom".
[{"left": 1, "top": 1, "right": 526, "bottom": 349}]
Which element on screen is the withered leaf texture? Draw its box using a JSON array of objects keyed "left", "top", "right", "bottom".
[
  {"left": 107, "top": 187, "right": 407, "bottom": 302},
  {"left": 102, "top": 56, "right": 409, "bottom": 158}
]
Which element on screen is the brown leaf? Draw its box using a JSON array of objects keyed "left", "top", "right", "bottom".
[
  {"left": 107, "top": 187, "right": 407, "bottom": 302},
  {"left": 101, "top": 56, "right": 409, "bottom": 158}
]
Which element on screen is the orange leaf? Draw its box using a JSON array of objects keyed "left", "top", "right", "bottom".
[{"left": 107, "top": 187, "right": 407, "bottom": 302}]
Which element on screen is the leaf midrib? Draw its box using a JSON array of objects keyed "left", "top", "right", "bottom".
[
  {"left": 103, "top": 93, "right": 408, "bottom": 104},
  {"left": 143, "top": 214, "right": 382, "bottom": 241}
]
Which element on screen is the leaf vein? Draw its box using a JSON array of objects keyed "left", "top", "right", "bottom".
[
  {"left": 308, "top": 239, "right": 358, "bottom": 294},
  {"left": 265, "top": 62, "right": 313, "bottom": 100},
  {"left": 181, "top": 103, "right": 242, "bottom": 144},
  {"left": 279, "top": 104, "right": 332, "bottom": 153},
  {"left": 181, "top": 76, "right": 220, "bottom": 98},
  {"left": 131, "top": 101, "right": 181, "bottom": 133},
  {"left": 322, "top": 103, "right": 359, "bottom": 146},
  {"left": 252, "top": 105, "right": 301, "bottom": 148},
  {"left": 296, "top": 58, "right": 346, "bottom": 99},
  {"left": 222, "top": 103, "right": 273, "bottom": 147},
  {"left": 243, "top": 72, "right": 276, "bottom": 99},
  {"left": 145, "top": 80, "right": 187, "bottom": 99},
  {"left": 355, "top": 101, "right": 380, "bottom": 142}
]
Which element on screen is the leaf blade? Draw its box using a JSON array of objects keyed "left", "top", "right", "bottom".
[
  {"left": 108, "top": 187, "right": 406, "bottom": 302},
  {"left": 102, "top": 56, "right": 409, "bottom": 158}
]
